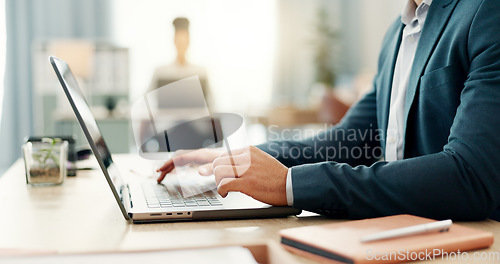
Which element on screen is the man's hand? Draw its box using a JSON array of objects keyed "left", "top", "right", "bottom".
[
  {"left": 156, "top": 148, "right": 223, "bottom": 183},
  {"left": 157, "top": 146, "right": 289, "bottom": 206},
  {"left": 201, "top": 146, "right": 288, "bottom": 206}
]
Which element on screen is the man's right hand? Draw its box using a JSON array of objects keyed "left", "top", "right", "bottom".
[{"left": 156, "top": 148, "right": 223, "bottom": 183}]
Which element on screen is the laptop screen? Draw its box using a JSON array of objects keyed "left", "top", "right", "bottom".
[{"left": 50, "top": 56, "right": 129, "bottom": 219}]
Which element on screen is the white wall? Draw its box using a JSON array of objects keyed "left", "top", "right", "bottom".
[{"left": 358, "top": 0, "right": 405, "bottom": 72}]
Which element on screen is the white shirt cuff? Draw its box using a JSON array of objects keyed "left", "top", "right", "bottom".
[{"left": 286, "top": 168, "right": 294, "bottom": 206}]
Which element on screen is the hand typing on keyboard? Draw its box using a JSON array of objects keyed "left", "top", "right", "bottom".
[
  {"left": 156, "top": 148, "right": 223, "bottom": 183},
  {"left": 143, "top": 182, "right": 222, "bottom": 208},
  {"left": 157, "top": 146, "right": 288, "bottom": 206}
]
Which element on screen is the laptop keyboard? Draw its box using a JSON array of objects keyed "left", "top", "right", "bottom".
[{"left": 142, "top": 182, "right": 222, "bottom": 208}]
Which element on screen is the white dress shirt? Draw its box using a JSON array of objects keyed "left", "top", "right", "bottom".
[
  {"left": 385, "top": 0, "right": 433, "bottom": 161},
  {"left": 285, "top": 0, "right": 433, "bottom": 206}
]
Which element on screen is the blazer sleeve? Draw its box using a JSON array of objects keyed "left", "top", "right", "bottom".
[{"left": 289, "top": 0, "right": 500, "bottom": 221}]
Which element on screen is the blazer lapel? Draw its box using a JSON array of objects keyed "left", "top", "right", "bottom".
[{"left": 402, "top": 0, "right": 459, "bottom": 145}]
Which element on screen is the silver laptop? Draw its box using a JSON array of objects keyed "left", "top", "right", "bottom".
[{"left": 50, "top": 56, "right": 301, "bottom": 223}]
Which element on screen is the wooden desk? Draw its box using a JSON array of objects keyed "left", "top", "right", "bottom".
[{"left": 1, "top": 155, "right": 499, "bottom": 263}]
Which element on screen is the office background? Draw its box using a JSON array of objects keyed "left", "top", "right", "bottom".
[{"left": 0, "top": 0, "right": 404, "bottom": 175}]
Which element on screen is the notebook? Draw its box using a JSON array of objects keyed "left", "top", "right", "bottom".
[{"left": 280, "top": 214, "right": 494, "bottom": 264}]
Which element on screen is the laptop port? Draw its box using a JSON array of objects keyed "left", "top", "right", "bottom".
[
  {"left": 150, "top": 213, "right": 161, "bottom": 216},
  {"left": 166, "top": 213, "right": 172, "bottom": 216},
  {"left": 177, "top": 212, "right": 183, "bottom": 215}
]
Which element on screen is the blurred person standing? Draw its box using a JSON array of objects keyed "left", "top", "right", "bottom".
[{"left": 149, "top": 17, "right": 210, "bottom": 105}]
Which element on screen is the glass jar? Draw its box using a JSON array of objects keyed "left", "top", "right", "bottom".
[{"left": 23, "top": 139, "right": 68, "bottom": 186}]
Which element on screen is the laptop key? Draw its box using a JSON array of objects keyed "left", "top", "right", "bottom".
[{"left": 197, "top": 201, "right": 211, "bottom": 206}]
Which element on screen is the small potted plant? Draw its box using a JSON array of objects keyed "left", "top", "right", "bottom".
[{"left": 23, "top": 138, "right": 68, "bottom": 185}]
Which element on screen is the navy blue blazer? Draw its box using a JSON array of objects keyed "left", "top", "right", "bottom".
[{"left": 258, "top": 0, "right": 500, "bottom": 220}]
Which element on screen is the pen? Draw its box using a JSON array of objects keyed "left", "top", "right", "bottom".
[{"left": 361, "top": 219, "right": 453, "bottom": 243}]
